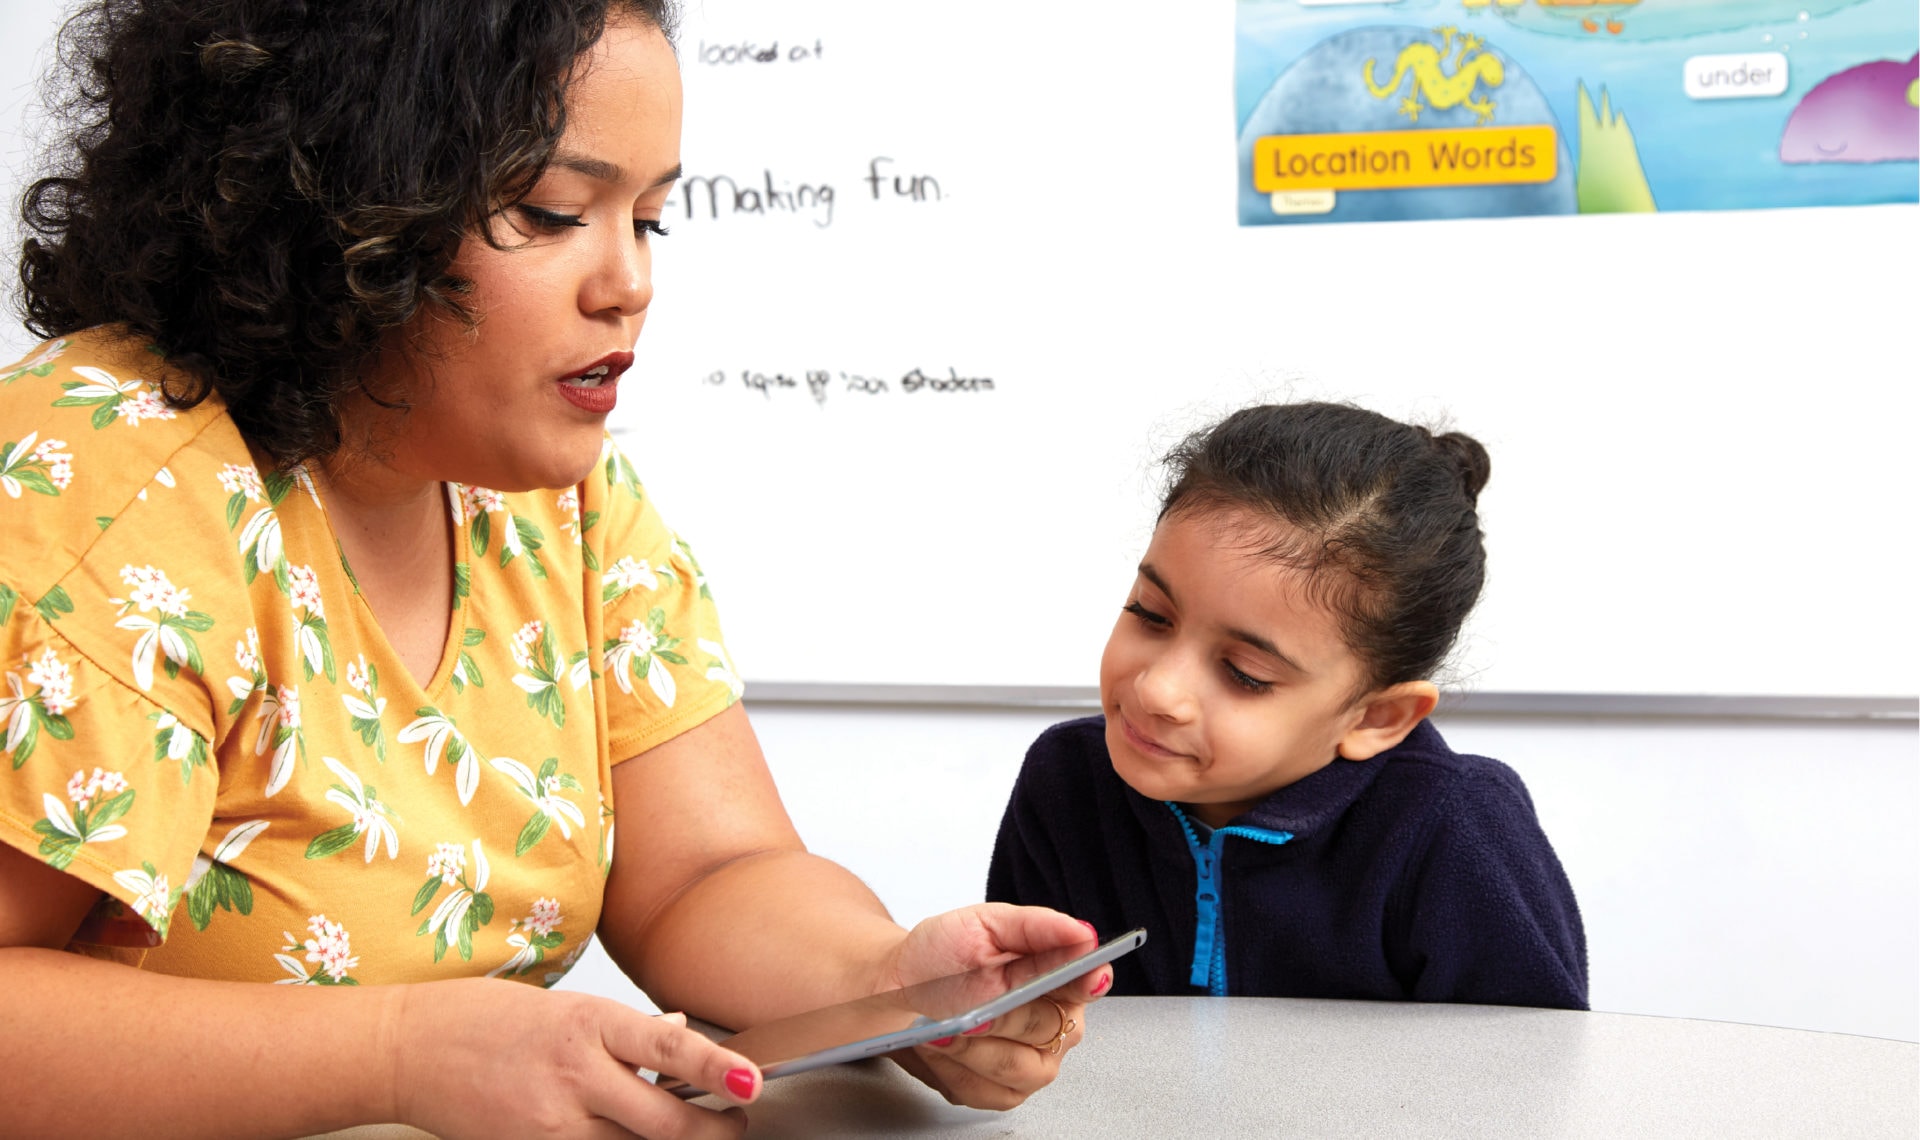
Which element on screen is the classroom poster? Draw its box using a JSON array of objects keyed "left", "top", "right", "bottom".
[{"left": 1236, "top": 0, "right": 1920, "bottom": 224}]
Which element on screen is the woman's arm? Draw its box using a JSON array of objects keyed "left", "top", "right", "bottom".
[
  {"left": 0, "top": 841, "right": 762, "bottom": 1139},
  {"left": 597, "top": 702, "right": 1109, "bottom": 1109}
]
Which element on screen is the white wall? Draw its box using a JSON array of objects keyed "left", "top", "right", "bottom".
[{"left": 556, "top": 701, "right": 1920, "bottom": 1044}]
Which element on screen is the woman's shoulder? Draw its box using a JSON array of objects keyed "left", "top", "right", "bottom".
[{"left": 3, "top": 328, "right": 250, "bottom": 597}]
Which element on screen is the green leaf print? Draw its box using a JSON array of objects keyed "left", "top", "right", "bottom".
[
  {"left": 471, "top": 513, "right": 491, "bottom": 559},
  {"left": 95, "top": 516, "right": 112, "bottom": 530},
  {"left": 0, "top": 583, "right": 16, "bottom": 623},
  {"left": 411, "top": 875, "right": 443, "bottom": 917},
  {"left": 262, "top": 469, "right": 295, "bottom": 505},
  {"left": 605, "top": 447, "right": 641, "bottom": 498},
  {"left": 452, "top": 561, "right": 471, "bottom": 607},
  {"left": 34, "top": 785, "right": 135, "bottom": 871},
  {"left": 305, "top": 824, "right": 359, "bottom": 860},
  {"left": 149, "top": 713, "right": 211, "bottom": 784},
  {"left": 33, "top": 586, "right": 74, "bottom": 623},
  {"left": 515, "top": 812, "right": 551, "bottom": 858},
  {"left": 186, "top": 862, "right": 255, "bottom": 931},
  {"left": 451, "top": 628, "right": 486, "bottom": 694},
  {"left": 503, "top": 515, "right": 548, "bottom": 580},
  {"left": 225, "top": 492, "right": 245, "bottom": 531}
]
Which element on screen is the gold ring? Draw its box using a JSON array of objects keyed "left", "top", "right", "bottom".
[{"left": 1035, "top": 995, "right": 1076, "bottom": 1057}]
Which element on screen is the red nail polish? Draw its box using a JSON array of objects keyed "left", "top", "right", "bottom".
[
  {"left": 1090, "top": 971, "right": 1111, "bottom": 997},
  {"left": 724, "top": 1068, "right": 756, "bottom": 1099},
  {"left": 928, "top": 1036, "right": 956, "bottom": 1048},
  {"left": 1077, "top": 920, "right": 1097, "bottom": 936},
  {"left": 962, "top": 1021, "right": 993, "bottom": 1036}
]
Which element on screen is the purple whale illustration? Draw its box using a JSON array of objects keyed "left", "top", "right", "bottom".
[{"left": 1779, "top": 53, "right": 1919, "bottom": 164}]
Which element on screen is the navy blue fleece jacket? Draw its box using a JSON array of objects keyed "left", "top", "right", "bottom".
[{"left": 986, "top": 716, "right": 1588, "bottom": 1009}]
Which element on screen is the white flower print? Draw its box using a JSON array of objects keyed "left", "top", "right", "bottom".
[
  {"left": 289, "top": 564, "right": 324, "bottom": 619},
  {"left": 509, "top": 621, "right": 586, "bottom": 729},
  {"left": 340, "top": 654, "right": 388, "bottom": 762},
  {"left": 261, "top": 684, "right": 304, "bottom": 798},
  {"left": 234, "top": 498, "right": 285, "bottom": 588},
  {"left": 556, "top": 488, "right": 582, "bottom": 542},
  {"left": 602, "top": 608, "right": 686, "bottom": 708},
  {"left": 488, "top": 897, "right": 566, "bottom": 980},
  {"left": 305, "top": 756, "right": 398, "bottom": 863},
  {"left": 413, "top": 838, "right": 494, "bottom": 963},
  {"left": 111, "top": 565, "right": 213, "bottom": 691},
  {"left": 427, "top": 842, "right": 466, "bottom": 886},
  {"left": 216, "top": 463, "right": 264, "bottom": 501},
  {"left": 544, "top": 940, "right": 590, "bottom": 987},
  {"left": 287, "top": 564, "right": 336, "bottom": 682},
  {"left": 490, "top": 756, "right": 587, "bottom": 856},
  {"left": 600, "top": 556, "right": 660, "bottom": 605},
  {"left": 184, "top": 819, "right": 269, "bottom": 931},
  {"left": 397, "top": 709, "right": 480, "bottom": 805},
  {"left": 24, "top": 649, "right": 75, "bottom": 715},
  {"left": 1, "top": 337, "right": 68, "bottom": 384},
  {"left": 459, "top": 485, "right": 548, "bottom": 578},
  {"left": 276, "top": 915, "right": 359, "bottom": 985},
  {"left": 111, "top": 861, "right": 180, "bottom": 938},
  {"left": 698, "top": 638, "right": 744, "bottom": 704},
  {"left": 35, "top": 771, "right": 133, "bottom": 870},
  {"left": 50, "top": 365, "right": 145, "bottom": 429},
  {"left": 115, "top": 389, "right": 177, "bottom": 427},
  {"left": 0, "top": 433, "right": 74, "bottom": 499}
]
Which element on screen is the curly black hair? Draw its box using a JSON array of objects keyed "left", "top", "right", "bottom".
[{"left": 17, "top": 0, "right": 677, "bottom": 467}]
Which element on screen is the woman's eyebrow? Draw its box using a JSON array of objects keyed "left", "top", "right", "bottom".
[{"left": 550, "top": 152, "right": 683, "bottom": 190}]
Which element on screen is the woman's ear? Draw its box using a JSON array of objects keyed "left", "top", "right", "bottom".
[{"left": 1336, "top": 681, "right": 1439, "bottom": 761}]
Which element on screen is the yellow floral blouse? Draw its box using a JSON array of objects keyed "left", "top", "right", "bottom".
[{"left": 0, "top": 328, "right": 741, "bottom": 986}]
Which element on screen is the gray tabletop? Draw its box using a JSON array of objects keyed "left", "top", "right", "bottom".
[{"left": 720, "top": 997, "right": 1919, "bottom": 1139}]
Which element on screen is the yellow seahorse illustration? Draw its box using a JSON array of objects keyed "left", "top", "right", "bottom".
[{"left": 1363, "top": 26, "right": 1506, "bottom": 125}]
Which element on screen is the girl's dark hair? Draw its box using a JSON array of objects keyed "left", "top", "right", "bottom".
[
  {"left": 1159, "top": 402, "right": 1491, "bottom": 696},
  {"left": 17, "top": 0, "right": 676, "bottom": 467}
]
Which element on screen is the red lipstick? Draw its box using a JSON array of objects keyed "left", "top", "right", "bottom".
[{"left": 555, "top": 351, "right": 633, "bottom": 415}]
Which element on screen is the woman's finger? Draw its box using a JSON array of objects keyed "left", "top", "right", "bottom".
[{"left": 581, "top": 1010, "right": 761, "bottom": 1137}]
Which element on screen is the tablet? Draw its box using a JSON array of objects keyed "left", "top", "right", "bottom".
[{"left": 660, "top": 927, "right": 1146, "bottom": 1099}]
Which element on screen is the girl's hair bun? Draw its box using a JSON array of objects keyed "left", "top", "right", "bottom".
[{"left": 1430, "top": 430, "right": 1491, "bottom": 503}]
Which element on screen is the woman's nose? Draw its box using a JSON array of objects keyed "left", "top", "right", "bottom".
[{"left": 582, "top": 232, "right": 652, "bottom": 317}]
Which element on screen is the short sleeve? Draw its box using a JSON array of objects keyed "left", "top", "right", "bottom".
[
  {"left": 584, "top": 437, "right": 742, "bottom": 761},
  {"left": 1, "top": 333, "right": 236, "bottom": 941}
]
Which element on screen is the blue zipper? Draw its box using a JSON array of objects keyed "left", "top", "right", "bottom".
[{"left": 1165, "top": 803, "right": 1293, "bottom": 996}]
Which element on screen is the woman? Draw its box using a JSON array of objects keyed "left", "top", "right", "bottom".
[{"left": 0, "top": 2, "right": 1105, "bottom": 1136}]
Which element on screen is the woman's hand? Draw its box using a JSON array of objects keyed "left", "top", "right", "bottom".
[
  {"left": 392, "top": 977, "right": 763, "bottom": 1139},
  {"left": 877, "top": 903, "right": 1113, "bottom": 1109}
]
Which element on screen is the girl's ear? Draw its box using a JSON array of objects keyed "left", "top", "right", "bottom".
[{"left": 1336, "top": 681, "right": 1439, "bottom": 761}]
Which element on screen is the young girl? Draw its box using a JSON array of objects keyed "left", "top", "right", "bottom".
[{"left": 987, "top": 402, "right": 1588, "bottom": 1008}]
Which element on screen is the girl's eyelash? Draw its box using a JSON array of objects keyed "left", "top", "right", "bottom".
[
  {"left": 1224, "top": 661, "right": 1272, "bottom": 694},
  {"left": 635, "top": 219, "right": 670, "bottom": 238},
  {"left": 1122, "top": 600, "right": 1169, "bottom": 627}
]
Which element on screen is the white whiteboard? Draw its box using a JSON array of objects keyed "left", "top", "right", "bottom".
[{"left": 5, "top": 0, "right": 1915, "bottom": 699}]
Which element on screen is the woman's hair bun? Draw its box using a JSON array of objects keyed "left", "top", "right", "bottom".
[{"left": 1431, "top": 430, "right": 1492, "bottom": 502}]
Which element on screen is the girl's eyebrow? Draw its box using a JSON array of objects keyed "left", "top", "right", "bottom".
[{"left": 1141, "top": 562, "right": 1307, "bottom": 675}]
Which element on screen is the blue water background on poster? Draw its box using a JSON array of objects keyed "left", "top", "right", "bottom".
[{"left": 1236, "top": 0, "right": 1919, "bottom": 222}]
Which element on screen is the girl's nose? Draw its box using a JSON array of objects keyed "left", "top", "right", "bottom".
[{"left": 1135, "top": 655, "right": 1197, "bottom": 723}]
